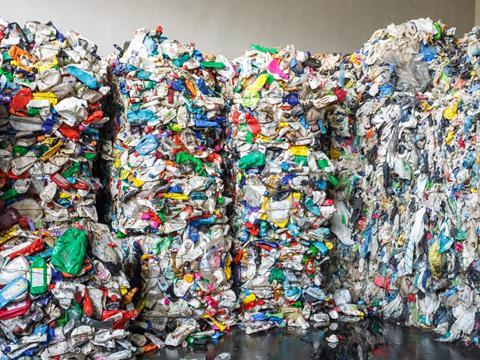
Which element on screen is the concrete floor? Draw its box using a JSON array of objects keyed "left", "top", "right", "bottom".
[{"left": 145, "top": 320, "right": 480, "bottom": 360}]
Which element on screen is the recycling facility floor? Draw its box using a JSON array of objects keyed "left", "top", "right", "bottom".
[{"left": 143, "top": 320, "right": 480, "bottom": 360}]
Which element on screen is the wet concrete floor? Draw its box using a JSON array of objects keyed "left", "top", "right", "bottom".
[{"left": 145, "top": 320, "right": 480, "bottom": 360}]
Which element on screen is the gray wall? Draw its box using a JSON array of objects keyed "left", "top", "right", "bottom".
[{"left": 2, "top": 0, "right": 475, "bottom": 57}]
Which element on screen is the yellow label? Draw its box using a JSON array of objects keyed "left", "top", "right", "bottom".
[
  {"left": 32, "top": 92, "right": 58, "bottom": 105},
  {"left": 420, "top": 101, "right": 431, "bottom": 111},
  {"left": 445, "top": 130, "right": 454, "bottom": 145},
  {"left": 397, "top": 233, "right": 405, "bottom": 247},
  {"left": 40, "top": 140, "right": 63, "bottom": 161},
  {"left": 330, "top": 147, "right": 341, "bottom": 160},
  {"left": 349, "top": 53, "right": 362, "bottom": 65},
  {"left": 251, "top": 73, "right": 268, "bottom": 93},
  {"left": 289, "top": 146, "right": 309, "bottom": 157},
  {"left": 242, "top": 293, "right": 256, "bottom": 305},
  {"left": 273, "top": 218, "right": 289, "bottom": 228},
  {"left": 43, "top": 137, "right": 58, "bottom": 146},
  {"left": 261, "top": 198, "right": 268, "bottom": 211},
  {"left": 11, "top": 60, "right": 33, "bottom": 72},
  {"left": 428, "top": 240, "right": 443, "bottom": 278},
  {"left": 132, "top": 177, "right": 145, "bottom": 187},
  {"left": 0, "top": 225, "right": 20, "bottom": 245},
  {"left": 34, "top": 56, "right": 58, "bottom": 72},
  {"left": 119, "top": 169, "right": 130, "bottom": 180},
  {"left": 256, "top": 135, "right": 271, "bottom": 142},
  {"left": 224, "top": 256, "right": 232, "bottom": 281},
  {"left": 202, "top": 314, "right": 226, "bottom": 332},
  {"left": 163, "top": 193, "right": 188, "bottom": 200},
  {"left": 59, "top": 191, "right": 72, "bottom": 200},
  {"left": 442, "top": 102, "right": 458, "bottom": 120}
]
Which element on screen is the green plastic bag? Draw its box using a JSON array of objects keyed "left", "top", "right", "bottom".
[
  {"left": 51, "top": 228, "right": 87, "bottom": 275},
  {"left": 250, "top": 44, "right": 278, "bottom": 54},
  {"left": 269, "top": 268, "right": 285, "bottom": 284},
  {"left": 175, "top": 151, "right": 206, "bottom": 175},
  {"left": 238, "top": 151, "right": 265, "bottom": 170}
]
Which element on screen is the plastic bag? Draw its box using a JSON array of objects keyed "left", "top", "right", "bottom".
[{"left": 51, "top": 228, "right": 87, "bottom": 275}]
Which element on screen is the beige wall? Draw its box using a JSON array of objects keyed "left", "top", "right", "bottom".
[
  {"left": 1, "top": 0, "right": 476, "bottom": 57},
  {"left": 476, "top": 0, "right": 480, "bottom": 24}
]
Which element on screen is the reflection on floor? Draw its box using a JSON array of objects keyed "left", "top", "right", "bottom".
[{"left": 145, "top": 320, "right": 480, "bottom": 360}]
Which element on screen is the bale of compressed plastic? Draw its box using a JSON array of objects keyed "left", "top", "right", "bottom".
[
  {"left": 108, "top": 27, "right": 236, "bottom": 345},
  {"left": 0, "top": 19, "right": 135, "bottom": 358},
  {"left": 327, "top": 18, "right": 480, "bottom": 345},
  {"left": 0, "top": 21, "right": 111, "bottom": 225},
  {"left": 225, "top": 44, "right": 343, "bottom": 332}
]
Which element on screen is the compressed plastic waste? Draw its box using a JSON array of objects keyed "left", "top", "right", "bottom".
[
  {"left": 1, "top": 14, "right": 479, "bottom": 355},
  {"left": 326, "top": 18, "right": 480, "bottom": 347},
  {"left": 0, "top": 22, "right": 110, "bottom": 225},
  {"left": 223, "top": 44, "right": 349, "bottom": 332},
  {"left": 108, "top": 26, "right": 235, "bottom": 352},
  {"left": 107, "top": 18, "right": 480, "bottom": 348},
  {"left": 0, "top": 19, "right": 137, "bottom": 358}
]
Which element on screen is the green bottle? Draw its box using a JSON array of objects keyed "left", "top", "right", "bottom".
[{"left": 29, "top": 257, "right": 48, "bottom": 295}]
